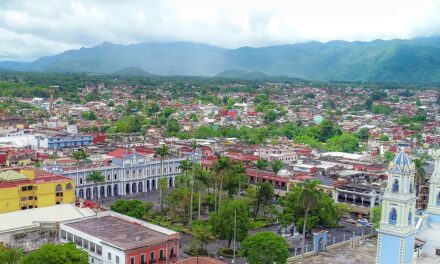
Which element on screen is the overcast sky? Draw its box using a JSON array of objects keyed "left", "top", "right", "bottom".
[{"left": 1, "top": 0, "right": 440, "bottom": 61}]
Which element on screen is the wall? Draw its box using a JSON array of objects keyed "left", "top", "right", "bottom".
[{"left": 0, "top": 187, "right": 20, "bottom": 213}]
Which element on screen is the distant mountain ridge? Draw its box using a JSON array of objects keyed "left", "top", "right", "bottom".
[{"left": 2, "top": 37, "right": 440, "bottom": 84}]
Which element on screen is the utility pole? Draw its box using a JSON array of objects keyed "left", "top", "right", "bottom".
[{"left": 232, "top": 209, "right": 236, "bottom": 264}]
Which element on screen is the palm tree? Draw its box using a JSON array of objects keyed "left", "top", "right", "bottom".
[
  {"left": 156, "top": 144, "right": 170, "bottom": 214},
  {"left": 179, "top": 159, "right": 192, "bottom": 187},
  {"left": 0, "top": 245, "right": 23, "bottom": 264},
  {"left": 194, "top": 165, "right": 209, "bottom": 220},
  {"left": 211, "top": 155, "right": 231, "bottom": 213},
  {"left": 298, "top": 179, "right": 321, "bottom": 264},
  {"left": 86, "top": 171, "right": 105, "bottom": 201},
  {"left": 255, "top": 159, "right": 268, "bottom": 184},
  {"left": 270, "top": 159, "right": 283, "bottom": 193},
  {"left": 414, "top": 155, "right": 428, "bottom": 194},
  {"left": 73, "top": 149, "right": 87, "bottom": 165},
  {"left": 189, "top": 141, "right": 200, "bottom": 225},
  {"left": 158, "top": 177, "right": 168, "bottom": 214}
]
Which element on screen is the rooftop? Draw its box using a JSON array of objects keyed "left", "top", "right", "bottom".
[
  {"left": 65, "top": 214, "right": 178, "bottom": 250},
  {"left": 0, "top": 169, "right": 71, "bottom": 189}
]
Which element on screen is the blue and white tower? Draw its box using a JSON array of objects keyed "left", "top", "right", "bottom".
[
  {"left": 427, "top": 149, "right": 440, "bottom": 222},
  {"left": 376, "top": 151, "right": 416, "bottom": 264}
]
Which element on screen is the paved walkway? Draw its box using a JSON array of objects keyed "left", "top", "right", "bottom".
[{"left": 305, "top": 237, "right": 377, "bottom": 264}]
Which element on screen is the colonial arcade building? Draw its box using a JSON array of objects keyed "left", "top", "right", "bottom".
[{"left": 43, "top": 151, "right": 189, "bottom": 200}]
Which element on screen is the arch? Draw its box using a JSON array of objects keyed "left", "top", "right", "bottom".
[
  {"left": 107, "top": 185, "right": 112, "bottom": 196},
  {"left": 86, "top": 188, "right": 91, "bottom": 199},
  {"left": 169, "top": 177, "right": 173, "bottom": 188},
  {"left": 55, "top": 184, "right": 63, "bottom": 192},
  {"left": 152, "top": 179, "right": 156, "bottom": 189},
  {"left": 100, "top": 186, "right": 105, "bottom": 198},
  {"left": 392, "top": 179, "right": 399, "bottom": 193},
  {"left": 318, "top": 189, "right": 324, "bottom": 193},
  {"left": 126, "top": 183, "right": 130, "bottom": 194},
  {"left": 408, "top": 210, "right": 413, "bottom": 225},
  {"left": 146, "top": 180, "right": 150, "bottom": 191},
  {"left": 66, "top": 183, "right": 72, "bottom": 190},
  {"left": 389, "top": 208, "right": 397, "bottom": 225},
  {"left": 138, "top": 182, "right": 143, "bottom": 193},
  {"left": 78, "top": 189, "right": 84, "bottom": 198},
  {"left": 113, "top": 184, "right": 118, "bottom": 196},
  {"left": 93, "top": 187, "right": 98, "bottom": 199},
  {"left": 132, "top": 182, "right": 137, "bottom": 193}
]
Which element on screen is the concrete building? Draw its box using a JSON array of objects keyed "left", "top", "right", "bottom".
[
  {"left": 35, "top": 133, "right": 93, "bottom": 149},
  {"left": 0, "top": 204, "right": 95, "bottom": 252},
  {"left": 44, "top": 151, "right": 188, "bottom": 200},
  {"left": 0, "top": 169, "right": 76, "bottom": 213},
  {"left": 60, "top": 211, "right": 179, "bottom": 264}
]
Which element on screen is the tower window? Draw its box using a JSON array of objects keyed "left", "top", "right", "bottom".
[
  {"left": 389, "top": 208, "right": 397, "bottom": 225},
  {"left": 437, "top": 192, "right": 440, "bottom": 206},
  {"left": 408, "top": 211, "right": 412, "bottom": 225},
  {"left": 392, "top": 179, "right": 399, "bottom": 193}
]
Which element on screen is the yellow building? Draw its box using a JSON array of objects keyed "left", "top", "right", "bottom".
[{"left": 0, "top": 169, "right": 76, "bottom": 214}]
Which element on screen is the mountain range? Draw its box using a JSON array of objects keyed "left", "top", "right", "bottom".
[{"left": 2, "top": 37, "right": 440, "bottom": 84}]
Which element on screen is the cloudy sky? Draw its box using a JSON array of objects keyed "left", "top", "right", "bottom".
[{"left": 1, "top": 0, "right": 440, "bottom": 61}]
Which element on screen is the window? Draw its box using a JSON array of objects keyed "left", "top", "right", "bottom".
[
  {"left": 392, "top": 179, "right": 399, "bottom": 193},
  {"left": 55, "top": 184, "right": 63, "bottom": 192},
  {"left": 83, "top": 239, "right": 89, "bottom": 249},
  {"left": 67, "top": 232, "right": 73, "bottom": 242},
  {"left": 74, "top": 236, "right": 82, "bottom": 247},
  {"left": 389, "top": 208, "right": 397, "bottom": 225},
  {"left": 96, "top": 245, "right": 102, "bottom": 255},
  {"left": 21, "top": 197, "right": 27, "bottom": 201},
  {"left": 170, "top": 246, "right": 175, "bottom": 258},
  {"left": 130, "top": 256, "right": 135, "bottom": 264},
  {"left": 116, "top": 256, "right": 120, "bottom": 264},
  {"left": 160, "top": 249, "right": 164, "bottom": 260},
  {"left": 61, "top": 230, "right": 66, "bottom": 240},
  {"left": 141, "top": 254, "right": 146, "bottom": 264},
  {"left": 21, "top": 206, "right": 27, "bottom": 210},
  {"left": 21, "top": 186, "right": 27, "bottom": 192},
  {"left": 108, "top": 253, "right": 112, "bottom": 260},
  {"left": 79, "top": 178, "right": 83, "bottom": 184},
  {"left": 408, "top": 210, "right": 413, "bottom": 225},
  {"left": 150, "top": 252, "right": 155, "bottom": 261},
  {"left": 114, "top": 173, "right": 117, "bottom": 180},
  {"left": 66, "top": 183, "right": 72, "bottom": 190},
  {"left": 28, "top": 196, "right": 33, "bottom": 200},
  {"left": 90, "top": 242, "right": 95, "bottom": 253},
  {"left": 436, "top": 248, "right": 440, "bottom": 256}
]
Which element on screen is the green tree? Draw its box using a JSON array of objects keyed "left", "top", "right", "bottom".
[
  {"left": 192, "top": 221, "right": 216, "bottom": 254},
  {"left": 325, "top": 133, "right": 360, "bottom": 153},
  {"left": 270, "top": 159, "right": 283, "bottom": 192},
  {"left": 209, "top": 198, "right": 250, "bottom": 249},
  {"left": 0, "top": 245, "right": 22, "bottom": 264},
  {"left": 383, "top": 151, "right": 395, "bottom": 163},
  {"left": 264, "top": 109, "right": 278, "bottom": 123},
  {"left": 380, "top": 134, "right": 389, "bottom": 142},
  {"left": 166, "top": 118, "right": 180, "bottom": 136},
  {"left": 72, "top": 149, "right": 88, "bottom": 164},
  {"left": 22, "top": 243, "right": 88, "bottom": 264},
  {"left": 111, "top": 199, "right": 153, "bottom": 219},
  {"left": 370, "top": 206, "right": 382, "bottom": 229},
  {"left": 356, "top": 127, "right": 370, "bottom": 142},
  {"left": 86, "top": 171, "right": 105, "bottom": 200},
  {"left": 253, "top": 182, "right": 274, "bottom": 217},
  {"left": 156, "top": 144, "right": 170, "bottom": 214},
  {"left": 81, "top": 111, "right": 97, "bottom": 120},
  {"left": 241, "top": 232, "right": 290, "bottom": 264},
  {"left": 414, "top": 155, "right": 428, "bottom": 187},
  {"left": 255, "top": 159, "right": 268, "bottom": 184},
  {"left": 211, "top": 156, "right": 232, "bottom": 213}
]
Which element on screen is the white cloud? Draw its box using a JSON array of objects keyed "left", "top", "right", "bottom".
[{"left": 1, "top": 0, "right": 440, "bottom": 60}]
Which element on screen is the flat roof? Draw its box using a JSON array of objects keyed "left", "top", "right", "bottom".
[
  {"left": 65, "top": 215, "right": 174, "bottom": 250},
  {"left": 0, "top": 204, "right": 96, "bottom": 234}
]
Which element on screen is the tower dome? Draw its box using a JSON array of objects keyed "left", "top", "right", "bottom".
[{"left": 389, "top": 151, "right": 414, "bottom": 173}]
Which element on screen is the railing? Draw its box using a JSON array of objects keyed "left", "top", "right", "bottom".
[{"left": 286, "top": 228, "right": 377, "bottom": 263}]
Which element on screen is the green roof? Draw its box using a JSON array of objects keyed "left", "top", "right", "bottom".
[{"left": 0, "top": 171, "right": 28, "bottom": 182}]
